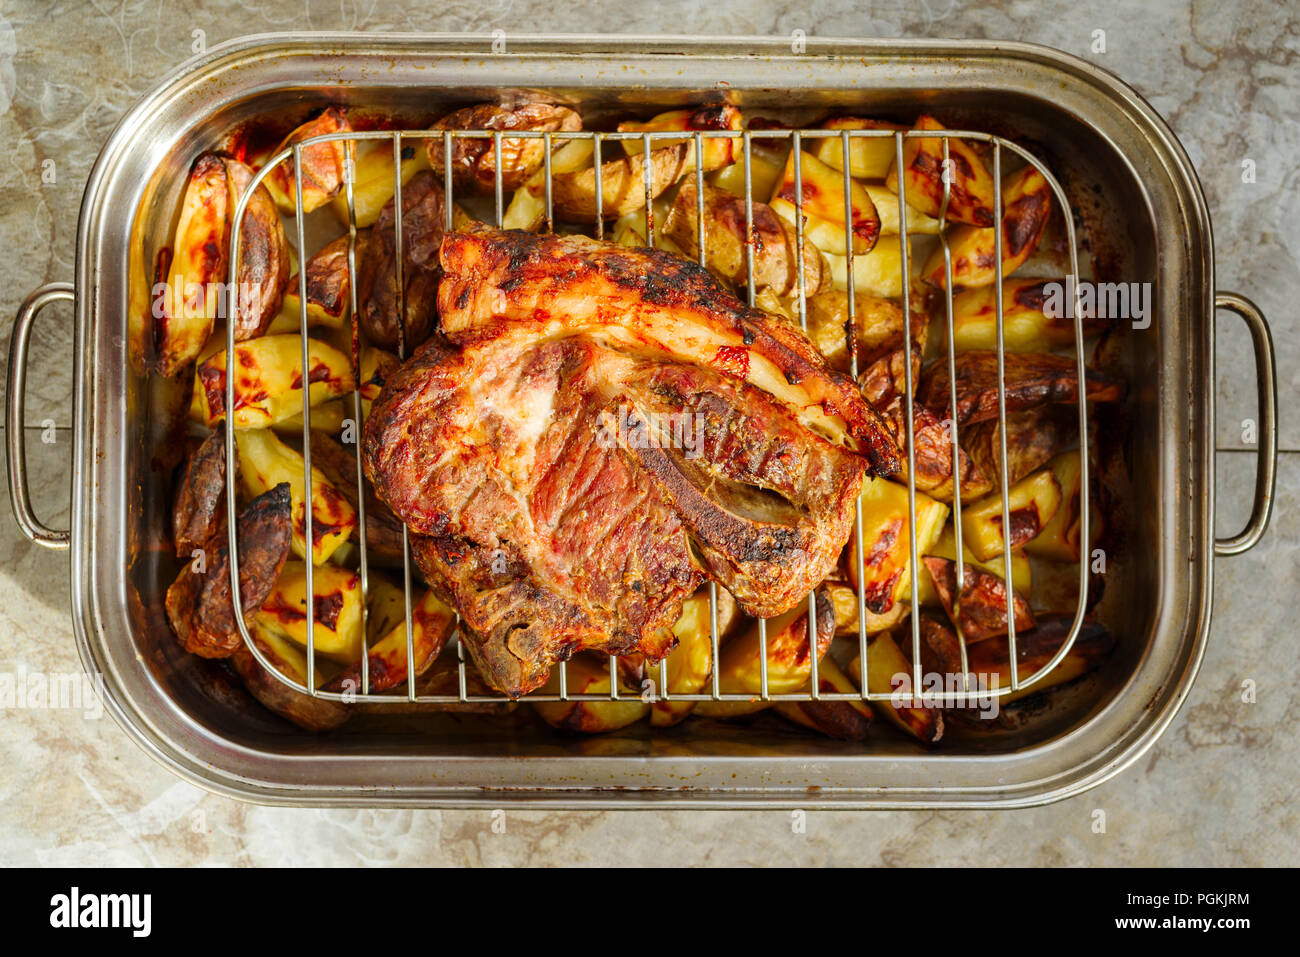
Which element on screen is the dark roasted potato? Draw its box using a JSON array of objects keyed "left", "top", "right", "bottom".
[
  {"left": 552, "top": 142, "right": 691, "bottom": 221},
  {"left": 264, "top": 106, "right": 353, "bottom": 214},
  {"left": 882, "top": 399, "right": 993, "bottom": 504},
  {"left": 920, "top": 612, "right": 1115, "bottom": 705},
  {"left": 922, "top": 556, "right": 1034, "bottom": 642},
  {"left": 918, "top": 350, "right": 1123, "bottom": 427},
  {"left": 165, "top": 483, "right": 293, "bottom": 659},
  {"left": 769, "top": 149, "right": 881, "bottom": 256},
  {"left": 916, "top": 524, "right": 1032, "bottom": 607},
  {"left": 356, "top": 169, "right": 445, "bottom": 351},
  {"left": 664, "top": 181, "right": 829, "bottom": 296},
  {"left": 172, "top": 423, "right": 233, "bottom": 558},
  {"left": 960, "top": 406, "right": 1076, "bottom": 487},
  {"left": 156, "top": 153, "right": 229, "bottom": 376},
  {"left": 230, "top": 629, "right": 351, "bottom": 732},
  {"left": 858, "top": 348, "right": 921, "bottom": 409},
  {"left": 270, "top": 235, "right": 353, "bottom": 333},
  {"left": 920, "top": 164, "right": 1052, "bottom": 289},
  {"left": 427, "top": 102, "right": 582, "bottom": 193},
  {"left": 775, "top": 653, "right": 872, "bottom": 740},
  {"left": 224, "top": 158, "right": 291, "bottom": 339},
  {"left": 886, "top": 115, "right": 997, "bottom": 227}
]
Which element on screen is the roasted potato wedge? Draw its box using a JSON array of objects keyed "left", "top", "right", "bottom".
[
  {"left": 501, "top": 138, "right": 596, "bottom": 232},
  {"left": 619, "top": 103, "right": 742, "bottom": 170},
  {"left": 552, "top": 142, "right": 691, "bottom": 221},
  {"left": 822, "top": 235, "right": 907, "bottom": 298},
  {"left": 865, "top": 182, "right": 942, "bottom": 236},
  {"left": 268, "top": 235, "right": 353, "bottom": 333},
  {"left": 306, "top": 429, "right": 406, "bottom": 566},
  {"left": 254, "top": 561, "right": 365, "bottom": 664},
  {"left": 331, "top": 139, "right": 430, "bottom": 228},
  {"left": 858, "top": 348, "right": 921, "bottom": 409},
  {"left": 848, "top": 632, "right": 944, "bottom": 744},
  {"left": 886, "top": 114, "right": 997, "bottom": 227},
  {"left": 223, "top": 157, "right": 292, "bottom": 339},
  {"left": 708, "top": 152, "right": 783, "bottom": 204},
  {"left": 664, "top": 181, "right": 829, "bottom": 295},
  {"left": 356, "top": 169, "right": 445, "bottom": 351},
  {"left": 769, "top": 149, "right": 881, "bottom": 255},
  {"left": 708, "top": 589, "right": 836, "bottom": 699},
  {"left": 959, "top": 466, "right": 1062, "bottom": 562},
  {"left": 325, "top": 585, "right": 456, "bottom": 694},
  {"left": 960, "top": 406, "right": 1076, "bottom": 487},
  {"left": 156, "top": 153, "right": 229, "bottom": 376},
  {"left": 920, "top": 612, "right": 1115, "bottom": 705},
  {"left": 922, "top": 556, "right": 1034, "bottom": 642},
  {"left": 236, "top": 428, "right": 357, "bottom": 564},
  {"left": 918, "top": 350, "right": 1122, "bottom": 427},
  {"left": 920, "top": 164, "right": 1052, "bottom": 289},
  {"left": 165, "top": 483, "right": 293, "bottom": 659},
  {"left": 916, "top": 524, "right": 1032, "bottom": 606},
  {"left": 263, "top": 106, "right": 352, "bottom": 214},
  {"left": 230, "top": 628, "right": 351, "bottom": 732},
  {"left": 1026, "top": 449, "right": 1085, "bottom": 562},
  {"left": 823, "top": 581, "right": 863, "bottom": 636},
  {"left": 531, "top": 654, "right": 651, "bottom": 733},
  {"left": 427, "top": 102, "right": 582, "bottom": 193},
  {"left": 950, "top": 278, "right": 1100, "bottom": 353},
  {"left": 882, "top": 399, "right": 993, "bottom": 504},
  {"left": 172, "top": 422, "right": 232, "bottom": 558},
  {"left": 809, "top": 117, "right": 904, "bottom": 179},
  {"left": 805, "top": 289, "right": 923, "bottom": 372},
  {"left": 775, "top": 654, "right": 872, "bottom": 740},
  {"left": 846, "top": 478, "right": 950, "bottom": 629},
  {"left": 643, "top": 588, "right": 718, "bottom": 727},
  {"left": 192, "top": 334, "right": 355, "bottom": 430}
]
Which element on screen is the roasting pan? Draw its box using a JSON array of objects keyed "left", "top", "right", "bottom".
[{"left": 4, "top": 34, "right": 1277, "bottom": 808}]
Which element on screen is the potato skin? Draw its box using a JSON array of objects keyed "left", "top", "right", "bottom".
[
  {"left": 427, "top": 102, "right": 582, "bottom": 193},
  {"left": 165, "top": 483, "right": 294, "bottom": 659},
  {"left": 664, "top": 181, "right": 829, "bottom": 296},
  {"left": 264, "top": 106, "right": 353, "bottom": 214},
  {"left": 229, "top": 639, "right": 351, "bottom": 732},
  {"left": 918, "top": 350, "right": 1122, "bottom": 426},
  {"left": 552, "top": 142, "right": 691, "bottom": 221},
  {"left": 921, "top": 556, "right": 1034, "bottom": 642},
  {"left": 172, "top": 422, "right": 233, "bottom": 558},
  {"left": 224, "top": 157, "right": 291, "bottom": 340},
  {"left": 357, "top": 169, "right": 446, "bottom": 352}
]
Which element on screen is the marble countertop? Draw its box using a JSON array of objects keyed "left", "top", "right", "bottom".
[{"left": 1, "top": 0, "right": 1295, "bottom": 866}]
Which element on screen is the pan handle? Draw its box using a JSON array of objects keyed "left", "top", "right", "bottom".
[
  {"left": 6, "top": 281, "right": 74, "bottom": 550},
  {"left": 1214, "top": 292, "right": 1277, "bottom": 557}
]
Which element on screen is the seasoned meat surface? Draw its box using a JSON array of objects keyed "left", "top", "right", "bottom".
[{"left": 363, "top": 225, "right": 900, "bottom": 697}]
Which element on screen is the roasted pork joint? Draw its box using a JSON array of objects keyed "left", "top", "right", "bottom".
[{"left": 363, "top": 225, "right": 901, "bottom": 697}]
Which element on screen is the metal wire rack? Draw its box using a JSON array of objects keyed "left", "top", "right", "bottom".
[{"left": 223, "top": 120, "right": 1090, "bottom": 709}]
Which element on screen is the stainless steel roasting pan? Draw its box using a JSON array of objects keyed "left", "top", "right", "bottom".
[{"left": 5, "top": 34, "right": 1277, "bottom": 808}]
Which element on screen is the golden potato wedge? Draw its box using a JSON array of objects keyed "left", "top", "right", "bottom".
[
  {"left": 950, "top": 278, "right": 1099, "bottom": 353},
  {"left": 619, "top": 103, "right": 742, "bottom": 170},
  {"left": 886, "top": 115, "right": 996, "bottom": 227},
  {"left": 848, "top": 632, "right": 944, "bottom": 744},
  {"left": 356, "top": 169, "right": 445, "bottom": 351},
  {"left": 775, "top": 654, "right": 872, "bottom": 740},
  {"left": 915, "top": 524, "right": 1032, "bottom": 606},
  {"left": 501, "top": 138, "right": 596, "bottom": 232},
  {"left": 865, "top": 182, "right": 942, "bottom": 236},
  {"left": 920, "top": 611, "right": 1115, "bottom": 705},
  {"left": 1026, "top": 449, "right": 1085, "bottom": 562},
  {"left": 846, "top": 477, "right": 950, "bottom": 629},
  {"left": 325, "top": 585, "right": 456, "bottom": 694},
  {"left": 822, "top": 235, "right": 907, "bottom": 298},
  {"left": 236, "top": 428, "right": 357, "bottom": 564},
  {"left": 960, "top": 406, "right": 1076, "bottom": 487},
  {"left": 192, "top": 334, "right": 356, "bottom": 429},
  {"left": 823, "top": 581, "right": 863, "bottom": 636},
  {"left": 918, "top": 350, "right": 1122, "bottom": 426},
  {"left": 263, "top": 106, "right": 352, "bottom": 214},
  {"left": 810, "top": 117, "right": 904, "bottom": 179},
  {"left": 920, "top": 164, "right": 1052, "bottom": 289},
  {"left": 254, "top": 560, "right": 365, "bottom": 664},
  {"left": 156, "top": 153, "right": 229, "bottom": 376},
  {"left": 922, "top": 555, "right": 1034, "bottom": 643},
  {"left": 552, "top": 142, "right": 691, "bottom": 221},
  {"left": 268, "top": 397, "right": 348, "bottom": 438},
  {"left": 268, "top": 235, "right": 353, "bottom": 333},
  {"left": 306, "top": 429, "right": 406, "bottom": 566},
  {"left": 708, "top": 152, "right": 783, "bottom": 203},
  {"left": 805, "top": 289, "right": 923, "bottom": 372},
  {"left": 663, "top": 181, "right": 828, "bottom": 295},
  {"left": 331, "top": 139, "right": 430, "bottom": 228},
  {"left": 709, "top": 589, "right": 835, "bottom": 698},
  {"left": 769, "top": 149, "right": 881, "bottom": 255},
  {"left": 427, "top": 102, "right": 582, "bottom": 193},
  {"left": 165, "top": 483, "right": 293, "bottom": 659},
  {"left": 646, "top": 588, "right": 716, "bottom": 727},
  {"left": 223, "top": 157, "right": 291, "bottom": 339},
  {"left": 959, "top": 466, "right": 1062, "bottom": 562},
  {"left": 531, "top": 654, "right": 651, "bottom": 733},
  {"left": 230, "top": 628, "right": 351, "bottom": 732}
]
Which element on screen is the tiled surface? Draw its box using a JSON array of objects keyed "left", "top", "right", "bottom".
[{"left": 0, "top": 0, "right": 1295, "bottom": 865}]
